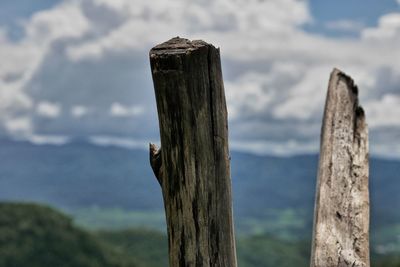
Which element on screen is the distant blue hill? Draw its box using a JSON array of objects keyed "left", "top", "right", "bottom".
[{"left": 0, "top": 138, "right": 398, "bottom": 244}]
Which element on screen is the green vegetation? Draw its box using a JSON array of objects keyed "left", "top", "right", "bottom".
[
  {"left": 236, "top": 208, "right": 310, "bottom": 240},
  {"left": 71, "top": 207, "right": 166, "bottom": 231},
  {"left": 1, "top": 202, "right": 399, "bottom": 267},
  {"left": 97, "top": 229, "right": 168, "bottom": 267},
  {"left": 373, "top": 254, "right": 400, "bottom": 267},
  {"left": 371, "top": 224, "right": 400, "bottom": 255},
  {"left": 70, "top": 207, "right": 309, "bottom": 241},
  {"left": 237, "top": 235, "right": 310, "bottom": 267},
  {"left": 0, "top": 203, "right": 139, "bottom": 267}
]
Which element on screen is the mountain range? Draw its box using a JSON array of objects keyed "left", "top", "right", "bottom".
[{"left": 0, "top": 138, "right": 398, "bottom": 251}]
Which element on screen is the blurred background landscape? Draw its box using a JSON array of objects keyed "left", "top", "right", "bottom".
[
  {"left": 0, "top": 140, "right": 399, "bottom": 266},
  {"left": 0, "top": 0, "right": 399, "bottom": 266}
]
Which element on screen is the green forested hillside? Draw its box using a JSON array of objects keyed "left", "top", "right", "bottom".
[
  {"left": 97, "top": 229, "right": 168, "bottom": 267},
  {"left": 0, "top": 203, "right": 139, "bottom": 267},
  {"left": 237, "top": 235, "right": 309, "bottom": 267}
]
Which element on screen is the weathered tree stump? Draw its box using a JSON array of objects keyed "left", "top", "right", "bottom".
[
  {"left": 310, "top": 69, "right": 370, "bottom": 267},
  {"left": 149, "top": 37, "right": 237, "bottom": 267}
]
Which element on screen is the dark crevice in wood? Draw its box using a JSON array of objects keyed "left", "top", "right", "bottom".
[{"left": 207, "top": 46, "right": 217, "bottom": 147}]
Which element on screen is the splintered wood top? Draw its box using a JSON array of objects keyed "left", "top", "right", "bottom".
[{"left": 150, "top": 37, "right": 211, "bottom": 56}]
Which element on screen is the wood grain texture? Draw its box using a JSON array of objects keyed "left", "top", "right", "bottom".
[
  {"left": 311, "top": 68, "right": 370, "bottom": 267},
  {"left": 149, "top": 37, "right": 237, "bottom": 267}
]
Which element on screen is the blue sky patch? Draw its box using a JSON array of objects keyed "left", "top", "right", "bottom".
[{"left": 304, "top": 0, "right": 400, "bottom": 38}]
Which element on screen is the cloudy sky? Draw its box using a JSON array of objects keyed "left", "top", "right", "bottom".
[{"left": 0, "top": 0, "right": 399, "bottom": 157}]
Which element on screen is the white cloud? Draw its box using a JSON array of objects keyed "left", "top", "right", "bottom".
[
  {"left": 5, "top": 117, "right": 32, "bottom": 135},
  {"left": 89, "top": 135, "right": 148, "bottom": 150},
  {"left": 231, "top": 139, "right": 318, "bottom": 156},
  {"left": 71, "top": 105, "right": 88, "bottom": 118},
  {"left": 362, "top": 13, "right": 400, "bottom": 41},
  {"left": 0, "top": 0, "right": 91, "bottom": 140},
  {"left": 27, "top": 134, "right": 69, "bottom": 145},
  {"left": 272, "top": 65, "right": 332, "bottom": 120},
  {"left": 366, "top": 94, "right": 400, "bottom": 128},
  {"left": 226, "top": 73, "right": 275, "bottom": 120},
  {"left": 67, "top": 0, "right": 311, "bottom": 61},
  {"left": 371, "top": 142, "right": 400, "bottom": 159},
  {"left": 325, "top": 20, "right": 364, "bottom": 32},
  {"left": 36, "top": 101, "right": 61, "bottom": 118},
  {"left": 25, "top": 1, "right": 90, "bottom": 44},
  {"left": 0, "top": 0, "right": 399, "bottom": 156},
  {"left": 110, "top": 102, "right": 144, "bottom": 117},
  {"left": 0, "top": 1, "right": 90, "bottom": 91}
]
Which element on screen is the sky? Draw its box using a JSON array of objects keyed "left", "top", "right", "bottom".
[{"left": 0, "top": 0, "right": 399, "bottom": 157}]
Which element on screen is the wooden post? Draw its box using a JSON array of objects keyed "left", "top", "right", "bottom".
[
  {"left": 310, "top": 69, "right": 370, "bottom": 267},
  {"left": 149, "top": 37, "right": 237, "bottom": 267}
]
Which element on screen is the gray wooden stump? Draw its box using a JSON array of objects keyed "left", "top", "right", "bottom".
[
  {"left": 310, "top": 68, "right": 370, "bottom": 267},
  {"left": 149, "top": 37, "right": 237, "bottom": 267}
]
